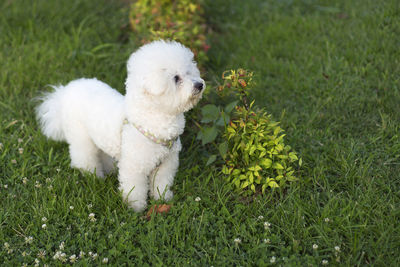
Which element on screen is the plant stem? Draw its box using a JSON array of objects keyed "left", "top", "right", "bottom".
[{"left": 240, "top": 91, "right": 249, "bottom": 110}]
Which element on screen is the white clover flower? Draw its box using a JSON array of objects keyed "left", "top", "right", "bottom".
[
  {"left": 69, "top": 254, "right": 77, "bottom": 263},
  {"left": 22, "top": 251, "right": 27, "bottom": 257},
  {"left": 335, "top": 245, "right": 341, "bottom": 252},
  {"left": 324, "top": 218, "right": 330, "bottom": 223},
  {"left": 195, "top": 197, "right": 201, "bottom": 202},
  {"left": 60, "top": 252, "right": 67, "bottom": 262},
  {"left": 22, "top": 177, "right": 28, "bottom": 184},
  {"left": 322, "top": 259, "right": 328, "bottom": 265},
  {"left": 91, "top": 253, "right": 98, "bottom": 260},
  {"left": 4, "top": 242, "right": 10, "bottom": 249},
  {"left": 22, "top": 263, "right": 28, "bottom": 267},
  {"left": 42, "top": 217, "right": 47, "bottom": 222},
  {"left": 270, "top": 256, "right": 276, "bottom": 263},
  {"left": 87, "top": 203, "right": 93, "bottom": 209},
  {"left": 312, "top": 244, "right": 318, "bottom": 250},
  {"left": 69, "top": 206, "right": 74, "bottom": 210},
  {"left": 257, "top": 215, "right": 264, "bottom": 220},
  {"left": 88, "top": 213, "right": 96, "bottom": 222},
  {"left": 264, "top": 221, "right": 271, "bottom": 230},
  {"left": 263, "top": 238, "right": 270, "bottom": 244},
  {"left": 42, "top": 224, "right": 47, "bottom": 229},
  {"left": 35, "top": 181, "right": 41, "bottom": 188},
  {"left": 37, "top": 250, "right": 46, "bottom": 259},
  {"left": 79, "top": 251, "right": 86, "bottom": 258},
  {"left": 45, "top": 178, "right": 52, "bottom": 183},
  {"left": 53, "top": 251, "right": 67, "bottom": 262},
  {"left": 4, "top": 184, "right": 8, "bottom": 189},
  {"left": 102, "top": 257, "right": 109, "bottom": 264},
  {"left": 120, "top": 222, "right": 126, "bottom": 226},
  {"left": 56, "top": 168, "right": 61, "bottom": 172},
  {"left": 18, "top": 148, "right": 24, "bottom": 154},
  {"left": 234, "top": 238, "right": 241, "bottom": 244},
  {"left": 53, "top": 251, "right": 61, "bottom": 260},
  {"left": 7, "top": 249, "right": 14, "bottom": 254},
  {"left": 47, "top": 185, "right": 53, "bottom": 190},
  {"left": 18, "top": 138, "right": 23, "bottom": 143},
  {"left": 34, "top": 258, "right": 40, "bottom": 267},
  {"left": 25, "top": 236, "right": 33, "bottom": 244},
  {"left": 59, "top": 241, "right": 65, "bottom": 250}
]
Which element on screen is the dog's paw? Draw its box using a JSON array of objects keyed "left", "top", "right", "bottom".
[
  {"left": 128, "top": 199, "right": 147, "bottom": 212},
  {"left": 163, "top": 190, "right": 173, "bottom": 201},
  {"left": 153, "top": 189, "right": 173, "bottom": 201}
]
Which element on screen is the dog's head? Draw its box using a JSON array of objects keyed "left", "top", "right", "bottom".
[{"left": 125, "top": 40, "right": 205, "bottom": 115}]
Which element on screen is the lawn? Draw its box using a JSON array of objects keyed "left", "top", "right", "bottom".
[{"left": 1, "top": 0, "right": 399, "bottom": 266}]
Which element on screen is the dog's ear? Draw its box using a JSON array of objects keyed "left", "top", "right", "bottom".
[
  {"left": 126, "top": 71, "right": 166, "bottom": 96},
  {"left": 142, "top": 72, "right": 167, "bottom": 96}
]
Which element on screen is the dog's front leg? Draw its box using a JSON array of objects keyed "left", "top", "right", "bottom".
[
  {"left": 118, "top": 127, "right": 150, "bottom": 212},
  {"left": 118, "top": 168, "right": 148, "bottom": 212},
  {"left": 149, "top": 149, "right": 179, "bottom": 201}
]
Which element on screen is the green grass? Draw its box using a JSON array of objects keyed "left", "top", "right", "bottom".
[{"left": 1, "top": 0, "right": 399, "bottom": 265}]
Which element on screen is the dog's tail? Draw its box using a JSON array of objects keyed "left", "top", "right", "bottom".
[{"left": 35, "top": 85, "right": 66, "bottom": 141}]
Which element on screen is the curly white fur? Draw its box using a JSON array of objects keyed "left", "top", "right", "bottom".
[{"left": 36, "top": 40, "right": 205, "bottom": 212}]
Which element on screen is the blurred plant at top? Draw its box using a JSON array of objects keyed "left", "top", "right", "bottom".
[
  {"left": 129, "top": 0, "right": 209, "bottom": 66},
  {"left": 199, "top": 69, "right": 302, "bottom": 195}
]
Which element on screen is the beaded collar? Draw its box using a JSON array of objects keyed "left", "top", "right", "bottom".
[{"left": 123, "top": 119, "right": 177, "bottom": 149}]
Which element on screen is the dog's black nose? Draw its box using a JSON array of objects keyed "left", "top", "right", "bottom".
[{"left": 194, "top": 82, "right": 204, "bottom": 92}]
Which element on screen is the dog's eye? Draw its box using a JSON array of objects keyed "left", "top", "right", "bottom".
[{"left": 174, "top": 75, "right": 181, "bottom": 84}]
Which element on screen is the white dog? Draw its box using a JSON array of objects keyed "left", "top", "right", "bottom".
[{"left": 36, "top": 40, "right": 205, "bottom": 212}]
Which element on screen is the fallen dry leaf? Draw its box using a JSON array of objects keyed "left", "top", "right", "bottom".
[{"left": 146, "top": 204, "right": 172, "bottom": 220}]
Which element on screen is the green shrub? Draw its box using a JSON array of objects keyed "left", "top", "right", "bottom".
[
  {"left": 221, "top": 103, "right": 301, "bottom": 195},
  {"left": 129, "top": 0, "right": 209, "bottom": 65},
  {"left": 200, "top": 69, "right": 302, "bottom": 195}
]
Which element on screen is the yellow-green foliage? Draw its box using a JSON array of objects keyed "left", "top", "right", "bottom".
[
  {"left": 222, "top": 105, "right": 301, "bottom": 195},
  {"left": 219, "top": 69, "right": 301, "bottom": 195},
  {"left": 129, "top": 0, "right": 209, "bottom": 65}
]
